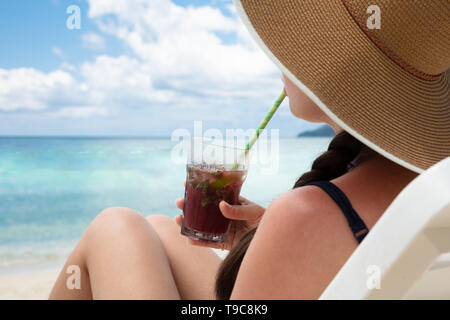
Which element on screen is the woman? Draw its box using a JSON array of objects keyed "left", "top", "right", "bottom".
[{"left": 49, "top": 0, "right": 449, "bottom": 299}]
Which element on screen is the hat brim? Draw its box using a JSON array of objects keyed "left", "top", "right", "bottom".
[{"left": 234, "top": 0, "right": 450, "bottom": 173}]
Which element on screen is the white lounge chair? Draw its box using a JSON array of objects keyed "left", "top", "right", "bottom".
[{"left": 320, "top": 157, "right": 450, "bottom": 299}]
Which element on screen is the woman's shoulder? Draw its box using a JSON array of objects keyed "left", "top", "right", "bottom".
[
  {"left": 261, "top": 184, "right": 351, "bottom": 229},
  {"left": 230, "top": 185, "right": 360, "bottom": 299}
]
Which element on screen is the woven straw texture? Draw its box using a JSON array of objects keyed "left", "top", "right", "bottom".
[{"left": 237, "top": 0, "right": 450, "bottom": 172}]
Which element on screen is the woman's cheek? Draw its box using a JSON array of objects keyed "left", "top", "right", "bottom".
[{"left": 288, "top": 97, "right": 303, "bottom": 118}]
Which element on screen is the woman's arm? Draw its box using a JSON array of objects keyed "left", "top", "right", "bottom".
[{"left": 230, "top": 186, "right": 360, "bottom": 299}]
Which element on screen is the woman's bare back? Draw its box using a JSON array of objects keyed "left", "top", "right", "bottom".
[{"left": 229, "top": 153, "right": 418, "bottom": 299}]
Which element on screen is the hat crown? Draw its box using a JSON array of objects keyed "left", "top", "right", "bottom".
[
  {"left": 236, "top": 0, "right": 450, "bottom": 172},
  {"left": 344, "top": 0, "right": 450, "bottom": 77}
]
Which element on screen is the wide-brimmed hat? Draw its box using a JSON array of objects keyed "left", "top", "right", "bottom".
[{"left": 233, "top": 0, "right": 450, "bottom": 173}]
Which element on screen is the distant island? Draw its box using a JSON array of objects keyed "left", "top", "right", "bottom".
[{"left": 297, "top": 125, "right": 335, "bottom": 137}]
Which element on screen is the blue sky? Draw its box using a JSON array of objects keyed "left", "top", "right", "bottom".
[{"left": 0, "top": 0, "right": 319, "bottom": 137}]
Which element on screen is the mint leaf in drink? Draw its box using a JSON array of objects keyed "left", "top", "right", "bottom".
[
  {"left": 201, "top": 198, "right": 213, "bottom": 207},
  {"left": 210, "top": 177, "right": 232, "bottom": 190},
  {"left": 196, "top": 180, "right": 209, "bottom": 195}
]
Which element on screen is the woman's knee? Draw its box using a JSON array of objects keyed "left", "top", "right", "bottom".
[{"left": 86, "top": 207, "right": 153, "bottom": 242}]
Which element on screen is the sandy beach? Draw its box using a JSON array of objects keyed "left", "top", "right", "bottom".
[
  {"left": 0, "top": 249, "right": 227, "bottom": 300},
  {"left": 0, "top": 269, "right": 60, "bottom": 300}
]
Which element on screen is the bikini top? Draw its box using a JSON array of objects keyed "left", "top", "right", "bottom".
[{"left": 304, "top": 181, "right": 369, "bottom": 243}]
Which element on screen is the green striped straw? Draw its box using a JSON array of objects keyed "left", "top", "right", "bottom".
[{"left": 232, "top": 89, "right": 286, "bottom": 169}]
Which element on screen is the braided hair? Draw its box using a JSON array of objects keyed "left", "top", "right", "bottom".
[{"left": 215, "top": 131, "right": 372, "bottom": 300}]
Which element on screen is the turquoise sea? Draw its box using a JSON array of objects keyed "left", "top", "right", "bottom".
[{"left": 0, "top": 137, "right": 331, "bottom": 272}]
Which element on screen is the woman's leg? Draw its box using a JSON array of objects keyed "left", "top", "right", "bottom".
[
  {"left": 49, "top": 207, "right": 180, "bottom": 299},
  {"left": 49, "top": 208, "right": 222, "bottom": 300},
  {"left": 145, "top": 214, "right": 222, "bottom": 300}
]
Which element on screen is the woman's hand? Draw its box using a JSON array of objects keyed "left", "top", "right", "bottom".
[{"left": 175, "top": 195, "right": 265, "bottom": 251}]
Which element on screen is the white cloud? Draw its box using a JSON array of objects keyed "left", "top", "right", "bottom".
[
  {"left": 87, "top": 0, "right": 279, "bottom": 99},
  {"left": 50, "top": 106, "right": 109, "bottom": 118},
  {"left": 59, "top": 62, "right": 76, "bottom": 72},
  {"left": 81, "top": 32, "right": 107, "bottom": 51},
  {"left": 1, "top": 0, "right": 286, "bottom": 128},
  {"left": 79, "top": 55, "right": 175, "bottom": 106},
  {"left": 226, "top": 3, "right": 237, "bottom": 14},
  {"left": 0, "top": 68, "right": 75, "bottom": 111},
  {"left": 52, "top": 46, "right": 65, "bottom": 59}
]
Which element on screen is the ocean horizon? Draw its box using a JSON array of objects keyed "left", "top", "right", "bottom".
[{"left": 0, "top": 137, "right": 331, "bottom": 274}]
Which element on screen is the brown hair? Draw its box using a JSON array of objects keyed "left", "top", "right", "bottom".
[{"left": 215, "top": 130, "right": 373, "bottom": 299}]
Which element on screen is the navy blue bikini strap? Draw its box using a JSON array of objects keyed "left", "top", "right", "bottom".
[{"left": 305, "top": 181, "right": 369, "bottom": 243}]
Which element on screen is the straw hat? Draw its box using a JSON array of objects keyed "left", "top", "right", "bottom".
[{"left": 233, "top": 0, "right": 450, "bottom": 173}]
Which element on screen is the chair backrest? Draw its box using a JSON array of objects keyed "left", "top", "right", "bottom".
[{"left": 320, "top": 157, "right": 450, "bottom": 299}]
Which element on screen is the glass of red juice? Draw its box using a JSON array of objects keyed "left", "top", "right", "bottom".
[{"left": 181, "top": 137, "right": 248, "bottom": 243}]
